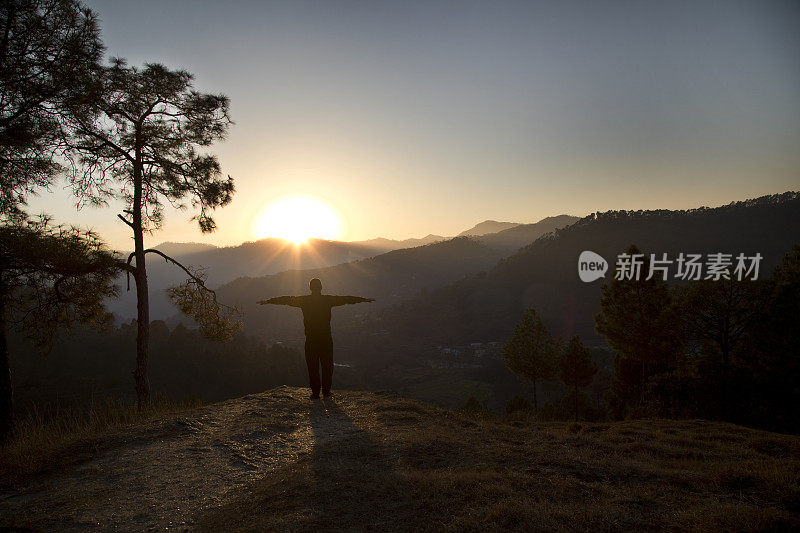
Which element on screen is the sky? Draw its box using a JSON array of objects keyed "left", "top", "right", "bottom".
[{"left": 27, "top": 0, "right": 800, "bottom": 250}]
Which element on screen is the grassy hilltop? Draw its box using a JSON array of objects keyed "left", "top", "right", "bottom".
[{"left": 1, "top": 387, "right": 798, "bottom": 531}]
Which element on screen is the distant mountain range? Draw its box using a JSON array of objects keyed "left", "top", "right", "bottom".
[
  {"left": 458, "top": 220, "right": 519, "bottom": 236},
  {"left": 350, "top": 234, "right": 446, "bottom": 250},
  {"left": 110, "top": 215, "right": 578, "bottom": 320},
  {"left": 213, "top": 236, "right": 505, "bottom": 341},
  {"left": 108, "top": 238, "right": 390, "bottom": 321},
  {"left": 344, "top": 191, "right": 800, "bottom": 359},
  {"left": 152, "top": 242, "right": 218, "bottom": 256},
  {"left": 197, "top": 192, "right": 800, "bottom": 366},
  {"left": 476, "top": 215, "right": 579, "bottom": 250}
]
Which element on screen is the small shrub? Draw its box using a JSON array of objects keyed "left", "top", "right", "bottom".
[
  {"left": 505, "top": 395, "right": 532, "bottom": 415},
  {"left": 457, "top": 397, "right": 493, "bottom": 420},
  {"left": 557, "top": 390, "right": 591, "bottom": 420},
  {"left": 536, "top": 402, "right": 558, "bottom": 421}
]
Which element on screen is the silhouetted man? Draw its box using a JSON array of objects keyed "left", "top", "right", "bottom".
[{"left": 258, "top": 278, "right": 374, "bottom": 399}]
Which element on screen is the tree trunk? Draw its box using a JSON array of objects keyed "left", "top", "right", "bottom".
[
  {"left": 532, "top": 379, "right": 538, "bottom": 412},
  {"left": 0, "top": 292, "right": 12, "bottom": 443},
  {"left": 131, "top": 131, "right": 150, "bottom": 410},
  {"left": 720, "top": 364, "right": 730, "bottom": 421},
  {"left": 574, "top": 383, "right": 579, "bottom": 421},
  {"left": 640, "top": 358, "right": 647, "bottom": 405},
  {"left": 717, "top": 329, "right": 730, "bottom": 420},
  {"left": 133, "top": 263, "right": 150, "bottom": 410}
]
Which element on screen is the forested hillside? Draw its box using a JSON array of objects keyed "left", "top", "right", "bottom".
[{"left": 364, "top": 192, "right": 800, "bottom": 350}]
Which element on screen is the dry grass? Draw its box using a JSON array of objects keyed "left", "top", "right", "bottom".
[
  {"left": 0, "top": 394, "right": 203, "bottom": 484},
  {"left": 1, "top": 387, "right": 797, "bottom": 531},
  {"left": 200, "top": 392, "right": 800, "bottom": 532}
]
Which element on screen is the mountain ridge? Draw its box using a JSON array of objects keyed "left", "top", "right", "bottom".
[
  {"left": 209, "top": 215, "right": 581, "bottom": 340},
  {"left": 458, "top": 220, "right": 520, "bottom": 236},
  {"left": 366, "top": 191, "right": 800, "bottom": 352},
  {"left": 112, "top": 215, "right": 578, "bottom": 320},
  {"left": 349, "top": 234, "right": 447, "bottom": 250}
]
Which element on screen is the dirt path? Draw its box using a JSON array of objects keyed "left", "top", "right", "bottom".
[{"left": 0, "top": 386, "right": 358, "bottom": 530}]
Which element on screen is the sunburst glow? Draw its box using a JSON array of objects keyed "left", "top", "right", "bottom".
[{"left": 253, "top": 195, "right": 344, "bottom": 244}]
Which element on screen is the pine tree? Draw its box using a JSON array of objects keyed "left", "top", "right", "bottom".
[
  {"left": 595, "top": 245, "right": 680, "bottom": 412},
  {"left": 559, "top": 336, "right": 598, "bottom": 421},
  {"left": 0, "top": 0, "right": 115, "bottom": 442},
  {"left": 62, "top": 59, "right": 241, "bottom": 408},
  {"left": 0, "top": 0, "right": 103, "bottom": 214},
  {"left": 502, "top": 308, "right": 559, "bottom": 411}
]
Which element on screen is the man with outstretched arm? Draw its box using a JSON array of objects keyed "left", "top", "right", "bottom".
[{"left": 258, "top": 278, "right": 374, "bottom": 399}]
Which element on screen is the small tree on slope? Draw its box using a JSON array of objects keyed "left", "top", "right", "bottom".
[
  {"left": 560, "top": 336, "right": 598, "bottom": 421},
  {"left": 503, "top": 308, "right": 559, "bottom": 412}
]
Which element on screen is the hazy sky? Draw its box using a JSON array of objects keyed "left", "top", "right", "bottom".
[{"left": 28, "top": 0, "right": 800, "bottom": 249}]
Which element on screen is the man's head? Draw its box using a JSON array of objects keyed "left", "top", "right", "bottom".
[{"left": 309, "top": 278, "right": 322, "bottom": 294}]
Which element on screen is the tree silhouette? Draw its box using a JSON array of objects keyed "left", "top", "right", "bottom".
[
  {"left": 595, "top": 245, "right": 681, "bottom": 412},
  {"left": 0, "top": 0, "right": 116, "bottom": 442},
  {"left": 559, "top": 336, "right": 597, "bottom": 421},
  {"left": 733, "top": 245, "right": 800, "bottom": 432},
  {"left": 0, "top": 215, "right": 117, "bottom": 441},
  {"left": 763, "top": 245, "right": 800, "bottom": 364},
  {"left": 502, "top": 308, "right": 559, "bottom": 412},
  {"left": 678, "top": 277, "right": 768, "bottom": 417},
  {"left": 0, "top": 0, "right": 103, "bottom": 215},
  {"left": 62, "top": 59, "right": 240, "bottom": 408},
  {"left": 678, "top": 278, "right": 768, "bottom": 367}
]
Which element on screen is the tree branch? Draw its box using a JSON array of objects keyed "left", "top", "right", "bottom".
[
  {"left": 122, "top": 252, "right": 136, "bottom": 290},
  {"left": 52, "top": 276, "right": 68, "bottom": 303},
  {"left": 117, "top": 213, "right": 134, "bottom": 228},
  {"left": 73, "top": 120, "right": 135, "bottom": 163},
  {"left": 143, "top": 248, "right": 217, "bottom": 298}
]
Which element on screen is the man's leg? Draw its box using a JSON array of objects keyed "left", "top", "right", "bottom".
[
  {"left": 320, "top": 336, "right": 334, "bottom": 397},
  {"left": 304, "top": 340, "right": 321, "bottom": 398}
]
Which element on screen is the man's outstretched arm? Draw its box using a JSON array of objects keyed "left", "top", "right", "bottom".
[
  {"left": 257, "top": 296, "right": 302, "bottom": 307},
  {"left": 329, "top": 295, "right": 375, "bottom": 307}
]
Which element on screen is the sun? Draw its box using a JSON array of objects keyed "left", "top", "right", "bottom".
[{"left": 254, "top": 195, "right": 344, "bottom": 244}]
